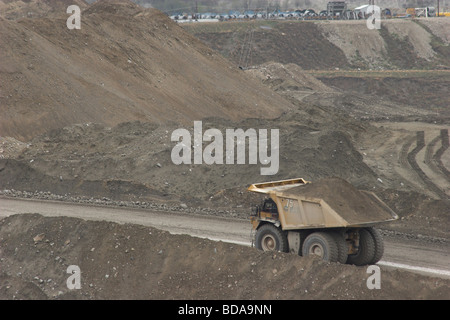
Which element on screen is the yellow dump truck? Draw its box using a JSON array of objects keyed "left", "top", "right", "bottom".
[{"left": 249, "top": 177, "right": 398, "bottom": 265}]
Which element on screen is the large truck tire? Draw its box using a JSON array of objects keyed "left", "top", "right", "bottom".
[
  {"left": 347, "top": 228, "right": 375, "bottom": 266},
  {"left": 365, "top": 227, "right": 384, "bottom": 264},
  {"left": 330, "top": 231, "right": 349, "bottom": 264},
  {"left": 302, "top": 232, "right": 339, "bottom": 262},
  {"left": 255, "top": 223, "right": 289, "bottom": 252}
]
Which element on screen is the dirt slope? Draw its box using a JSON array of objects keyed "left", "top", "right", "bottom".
[
  {"left": 1, "top": 214, "right": 448, "bottom": 300},
  {"left": 245, "top": 64, "right": 450, "bottom": 122},
  {"left": 186, "top": 21, "right": 349, "bottom": 70},
  {"left": 246, "top": 62, "right": 334, "bottom": 93},
  {"left": 0, "top": 0, "right": 290, "bottom": 140},
  {"left": 184, "top": 19, "right": 450, "bottom": 70}
]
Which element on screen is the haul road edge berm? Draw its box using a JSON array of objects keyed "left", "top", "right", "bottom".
[{"left": 249, "top": 177, "right": 399, "bottom": 265}]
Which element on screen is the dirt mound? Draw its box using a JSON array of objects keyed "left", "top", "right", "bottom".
[
  {"left": 245, "top": 62, "right": 334, "bottom": 93},
  {"left": 0, "top": 158, "right": 170, "bottom": 202},
  {"left": 420, "top": 18, "right": 450, "bottom": 44},
  {"left": 318, "top": 20, "right": 446, "bottom": 69},
  {"left": 0, "top": 0, "right": 290, "bottom": 140},
  {"left": 0, "top": 136, "right": 27, "bottom": 159},
  {"left": 0, "top": 214, "right": 448, "bottom": 300},
  {"left": 317, "top": 21, "right": 388, "bottom": 69},
  {"left": 285, "top": 177, "right": 396, "bottom": 225},
  {"left": 385, "top": 20, "right": 436, "bottom": 61}
]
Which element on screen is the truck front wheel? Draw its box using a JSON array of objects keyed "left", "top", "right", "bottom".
[{"left": 255, "top": 223, "right": 288, "bottom": 252}]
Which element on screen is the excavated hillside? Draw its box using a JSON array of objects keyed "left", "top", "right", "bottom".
[
  {"left": 0, "top": 0, "right": 290, "bottom": 140},
  {"left": 184, "top": 18, "right": 450, "bottom": 71}
]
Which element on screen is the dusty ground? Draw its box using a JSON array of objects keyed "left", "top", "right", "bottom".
[
  {"left": 315, "top": 72, "right": 450, "bottom": 116},
  {"left": 0, "top": 1, "right": 449, "bottom": 300},
  {"left": 0, "top": 214, "right": 448, "bottom": 300}
]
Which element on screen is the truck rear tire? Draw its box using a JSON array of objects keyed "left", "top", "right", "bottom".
[
  {"left": 255, "top": 223, "right": 288, "bottom": 252},
  {"left": 346, "top": 228, "right": 375, "bottom": 266},
  {"left": 330, "top": 231, "right": 348, "bottom": 264},
  {"left": 366, "top": 227, "right": 384, "bottom": 264},
  {"left": 302, "top": 232, "right": 339, "bottom": 262}
]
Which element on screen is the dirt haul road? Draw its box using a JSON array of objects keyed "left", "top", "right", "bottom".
[{"left": 1, "top": 197, "right": 449, "bottom": 280}]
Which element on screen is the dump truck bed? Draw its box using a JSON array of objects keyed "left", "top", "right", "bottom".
[{"left": 249, "top": 177, "right": 398, "bottom": 229}]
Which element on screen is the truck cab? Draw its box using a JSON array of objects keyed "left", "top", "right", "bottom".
[{"left": 252, "top": 198, "right": 279, "bottom": 221}]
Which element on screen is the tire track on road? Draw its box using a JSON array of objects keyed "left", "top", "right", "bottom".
[
  {"left": 433, "top": 129, "right": 450, "bottom": 182},
  {"left": 407, "top": 131, "right": 448, "bottom": 199},
  {"left": 399, "top": 135, "right": 416, "bottom": 168},
  {"left": 425, "top": 134, "right": 443, "bottom": 175}
]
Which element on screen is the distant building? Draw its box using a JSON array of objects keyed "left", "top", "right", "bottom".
[{"left": 327, "top": 1, "right": 347, "bottom": 16}]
